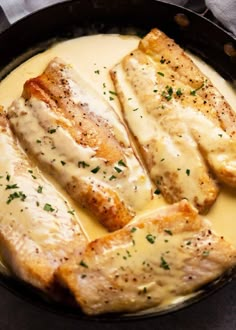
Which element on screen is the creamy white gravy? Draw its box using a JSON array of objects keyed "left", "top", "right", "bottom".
[{"left": 0, "top": 34, "right": 235, "bottom": 249}]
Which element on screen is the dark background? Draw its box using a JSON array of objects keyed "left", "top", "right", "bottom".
[
  {"left": 0, "top": 2, "right": 235, "bottom": 329},
  {"left": 0, "top": 280, "right": 235, "bottom": 329}
]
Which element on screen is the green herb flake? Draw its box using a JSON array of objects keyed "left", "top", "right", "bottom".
[
  {"left": 68, "top": 209, "right": 75, "bottom": 215},
  {"left": 146, "top": 234, "right": 156, "bottom": 244},
  {"left": 164, "top": 229, "right": 173, "bottom": 236},
  {"left": 186, "top": 169, "right": 191, "bottom": 176},
  {"left": 91, "top": 166, "right": 100, "bottom": 174},
  {"left": 37, "top": 186, "right": 43, "bottom": 193},
  {"left": 153, "top": 89, "right": 158, "bottom": 93},
  {"left": 78, "top": 161, "right": 90, "bottom": 168},
  {"left": 109, "top": 175, "right": 116, "bottom": 181},
  {"left": 5, "top": 184, "right": 19, "bottom": 190},
  {"left": 186, "top": 241, "right": 192, "bottom": 245},
  {"left": 79, "top": 260, "right": 88, "bottom": 268},
  {"left": 7, "top": 191, "right": 26, "bottom": 204},
  {"left": 6, "top": 174, "right": 11, "bottom": 181},
  {"left": 48, "top": 128, "right": 57, "bottom": 134},
  {"left": 133, "top": 108, "right": 139, "bottom": 111},
  {"left": 130, "top": 227, "right": 137, "bottom": 233},
  {"left": 36, "top": 139, "right": 41, "bottom": 144},
  {"left": 118, "top": 160, "right": 127, "bottom": 167},
  {"left": 190, "top": 83, "right": 204, "bottom": 96},
  {"left": 114, "top": 166, "right": 122, "bottom": 173},
  {"left": 109, "top": 96, "right": 114, "bottom": 101},
  {"left": 109, "top": 90, "right": 117, "bottom": 96},
  {"left": 202, "top": 250, "right": 210, "bottom": 257},
  {"left": 81, "top": 274, "right": 87, "bottom": 279},
  {"left": 43, "top": 203, "right": 55, "bottom": 212},
  {"left": 162, "top": 85, "right": 173, "bottom": 101},
  {"left": 94, "top": 70, "right": 100, "bottom": 74},
  {"left": 157, "top": 71, "right": 164, "bottom": 77},
  {"left": 218, "top": 134, "right": 223, "bottom": 138},
  {"left": 176, "top": 88, "right": 183, "bottom": 96},
  {"left": 61, "top": 160, "right": 66, "bottom": 166},
  {"left": 160, "top": 256, "right": 170, "bottom": 270}
]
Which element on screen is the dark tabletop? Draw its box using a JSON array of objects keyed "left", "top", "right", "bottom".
[
  {"left": 0, "top": 3, "right": 235, "bottom": 330},
  {"left": 0, "top": 279, "right": 235, "bottom": 330}
]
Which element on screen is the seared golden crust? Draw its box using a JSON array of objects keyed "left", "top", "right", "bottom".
[
  {"left": 111, "top": 28, "right": 236, "bottom": 213},
  {"left": 139, "top": 28, "right": 236, "bottom": 137},
  {"left": 8, "top": 58, "right": 152, "bottom": 231},
  {"left": 0, "top": 114, "right": 87, "bottom": 292},
  {"left": 57, "top": 200, "right": 236, "bottom": 315}
]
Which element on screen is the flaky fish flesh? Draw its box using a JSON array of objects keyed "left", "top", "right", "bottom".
[
  {"left": 57, "top": 200, "right": 236, "bottom": 315},
  {"left": 111, "top": 28, "right": 236, "bottom": 212}
]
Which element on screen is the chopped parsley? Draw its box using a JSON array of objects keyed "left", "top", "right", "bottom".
[
  {"left": 162, "top": 86, "right": 173, "bottom": 101},
  {"left": 36, "top": 139, "right": 41, "bottom": 144},
  {"left": 7, "top": 191, "right": 26, "bottom": 204},
  {"left": 94, "top": 69, "right": 100, "bottom": 74},
  {"left": 160, "top": 256, "right": 170, "bottom": 270},
  {"left": 164, "top": 229, "right": 173, "bottom": 236},
  {"left": 6, "top": 174, "right": 10, "bottom": 181},
  {"left": 186, "top": 169, "right": 191, "bottom": 176},
  {"left": 109, "top": 175, "right": 116, "bottom": 181},
  {"left": 68, "top": 209, "right": 75, "bottom": 215},
  {"left": 48, "top": 128, "right": 57, "bottom": 134},
  {"left": 109, "top": 96, "right": 114, "bottom": 101},
  {"left": 61, "top": 160, "right": 66, "bottom": 166},
  {"left": 202, "top": 250, "right": 210, "bottom": 257},
  {"left": 43, "top": 203, "right": 55, "bottom": 212},
  {"left": 91, "top": 166, "right": 100, "bottom": 174},
  {"left": 109, "top": 90, "right": 117, "bottom": 96},
  {"left": 176, "top": 88, "right": 183, "bottom": 96},
  {"left": 157, "top": 71, "right": 164, "bottom": 77},
  {"left": 130, "top": 227, "right": 137, "bottom": 233},
  {"left": 5, "top": 184, "right": 19, "bottom": 190},
  {"left": 146, "top": 234, "right": 156, "bottom": 244},
  {"left": 190, "top": 83, "right": 204, "bottom": 96},
  {"left": 79, "top": 260, "right": 88, "bottom": 268},
  {"left": 133, "top": 108, "right": 139, "bottom": 111},
  {"left": 114, "top": 166, "right": 122, "bottom": 173},
  {"left": 118, "top": 160, "right": 127, "bottom": 167},
  {"left": 37, "top": 186, "right": 43, "bottom": 193},
  {"left": 78, "top": 161, "right": 90, "bottom": 168}
]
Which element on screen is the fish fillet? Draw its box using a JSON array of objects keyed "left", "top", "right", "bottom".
[
  {"left": 8, "top": 58, "right": 152, "bottom": 231},
  {"left": 111, "top": 28, "right": 236, "bottom": 212},
  {"left": 0, "top": 112, "right": 87, "bottom": 291},
  {"left": 56, "top": 200, "right": 236, "bottom": 315}
]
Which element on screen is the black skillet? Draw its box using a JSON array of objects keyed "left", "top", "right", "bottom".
[{"left": 0, "top": 0, "right": 235, "bottom": 323}]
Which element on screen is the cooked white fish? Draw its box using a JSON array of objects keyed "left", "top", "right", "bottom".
[
  {"left": 0, "top": 113, "right": 87, "bottom": 291},
  {"left": 8, "top": 57, "right": 152, "bottom": 231},
  {"left": 111, "top": 28, "right": 236, "bottom": 212},
  {"left": 56, "top": 200, "right": 236, "bottom": 315}
]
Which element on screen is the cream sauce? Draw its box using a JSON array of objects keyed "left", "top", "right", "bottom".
[{"left": 0, "top": 35, "right": 235, "bottom": 278}]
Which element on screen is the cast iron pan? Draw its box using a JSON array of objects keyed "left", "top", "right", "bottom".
[{"left": 0, "top": 0, "right": 235, "bottom": 322}]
